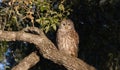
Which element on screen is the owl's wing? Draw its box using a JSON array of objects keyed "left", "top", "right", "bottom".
[
  {"left": 69, "top": 30, "right": 79, "bottom": 57},
  {"left": 70, "top": 30, "right": 79, "bottom": 46}
]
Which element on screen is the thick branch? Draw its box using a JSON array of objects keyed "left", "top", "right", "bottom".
[
  {"left": 12, "top": 52, "right": 40, "bottom": 70},
  {"left": 0, "top": 29, "right": 96, "bottom": 70}
]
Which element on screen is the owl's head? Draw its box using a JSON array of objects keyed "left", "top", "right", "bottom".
[{"left": 59, "top": 19, "right": 75, "bottom": 30}]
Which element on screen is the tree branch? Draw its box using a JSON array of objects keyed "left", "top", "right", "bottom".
[
  {"left": 12, "top": 52, "right": 40, "bottom": 70},
  {"left": 0, "top": 28, "right": 96, "bottom": 70}
]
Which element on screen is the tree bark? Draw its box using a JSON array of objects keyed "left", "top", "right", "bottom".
[
  {"left": 0, "top": 28, "right": 96, "bottom": 70},
  {"left": 12, "top": 52, "right": 40, "bottom": 70}
]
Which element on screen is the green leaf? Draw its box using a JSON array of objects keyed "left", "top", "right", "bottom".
[
  {"left": 44, "top": 19, "right": 49, "bottom": 24},
  {"left": 45, "top": 26, "right": 50, "bottom": 33},
  {"left": 36, "top": 19, "right": 41, "bottom": 23},
  {"left": 40, "top": 5, "right": 48, "bottom": 12},
  {"left": 53, "top": 18, "right": 59, "bottom": 23},
  {"left": 59, "top": 4, "right": 65, "bottom": 11},
  {"left": 6, "top": 24, "right": 10, "bottom": 27},
  {"left": 51, "top": 24, "right": 56, "bottom": 30}
]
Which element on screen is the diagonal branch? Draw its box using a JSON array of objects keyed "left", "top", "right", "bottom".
[
  {"left": 0, "top": 28, "right": 96, "bottom": 70},
  {"left": 12, "top": 52, "right": 40, "bottom": 70}
]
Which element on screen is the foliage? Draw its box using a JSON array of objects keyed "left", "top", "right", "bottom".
[
  {"left": 0, "top": 0, "right": 71, "bottom": 32},
  {"left": 0, "top": 41, "right": 8, "bottom": 61}
]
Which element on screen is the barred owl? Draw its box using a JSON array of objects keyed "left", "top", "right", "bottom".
[{"left": 57, "top": 19, "right": 79, "bottom": 57}]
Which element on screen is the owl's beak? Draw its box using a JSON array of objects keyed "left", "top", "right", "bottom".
[{"left": 65, "top": 26, "right": 68, "bottom": 29}]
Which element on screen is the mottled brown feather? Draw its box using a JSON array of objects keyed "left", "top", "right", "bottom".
[{"left": 57, "top": 19, "right": 79, "bottom": 57}]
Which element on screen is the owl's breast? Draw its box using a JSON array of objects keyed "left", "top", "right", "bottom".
[{"left": 58, "top": 33, "right": 76, "bottom": 49}]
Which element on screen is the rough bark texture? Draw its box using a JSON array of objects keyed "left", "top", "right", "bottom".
[
  {"left": 12, "top": 52, "right": 40, "bottom": 70},
  {"left": 0, "top": 27, "right": 96, "bottom": 70}
]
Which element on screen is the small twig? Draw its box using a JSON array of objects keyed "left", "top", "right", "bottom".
[{"left": 21, "top": 27, "right": 43, "bottom": 35}]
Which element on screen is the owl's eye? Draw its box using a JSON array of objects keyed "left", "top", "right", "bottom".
[
  {"left": 63, "top": 23, "right": 65, "bottom": 26},
  {"left": 68, "top": 24, "right": 70, "bottom": 25}
]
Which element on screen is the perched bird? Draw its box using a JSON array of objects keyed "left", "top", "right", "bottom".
[{"left": 57, "top": 19, "right": 79, "bottom": 57}]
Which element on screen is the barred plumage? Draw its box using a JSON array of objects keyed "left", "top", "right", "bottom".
[{"left": 57, "top": 19, "right": 79, "bottom": 57}]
